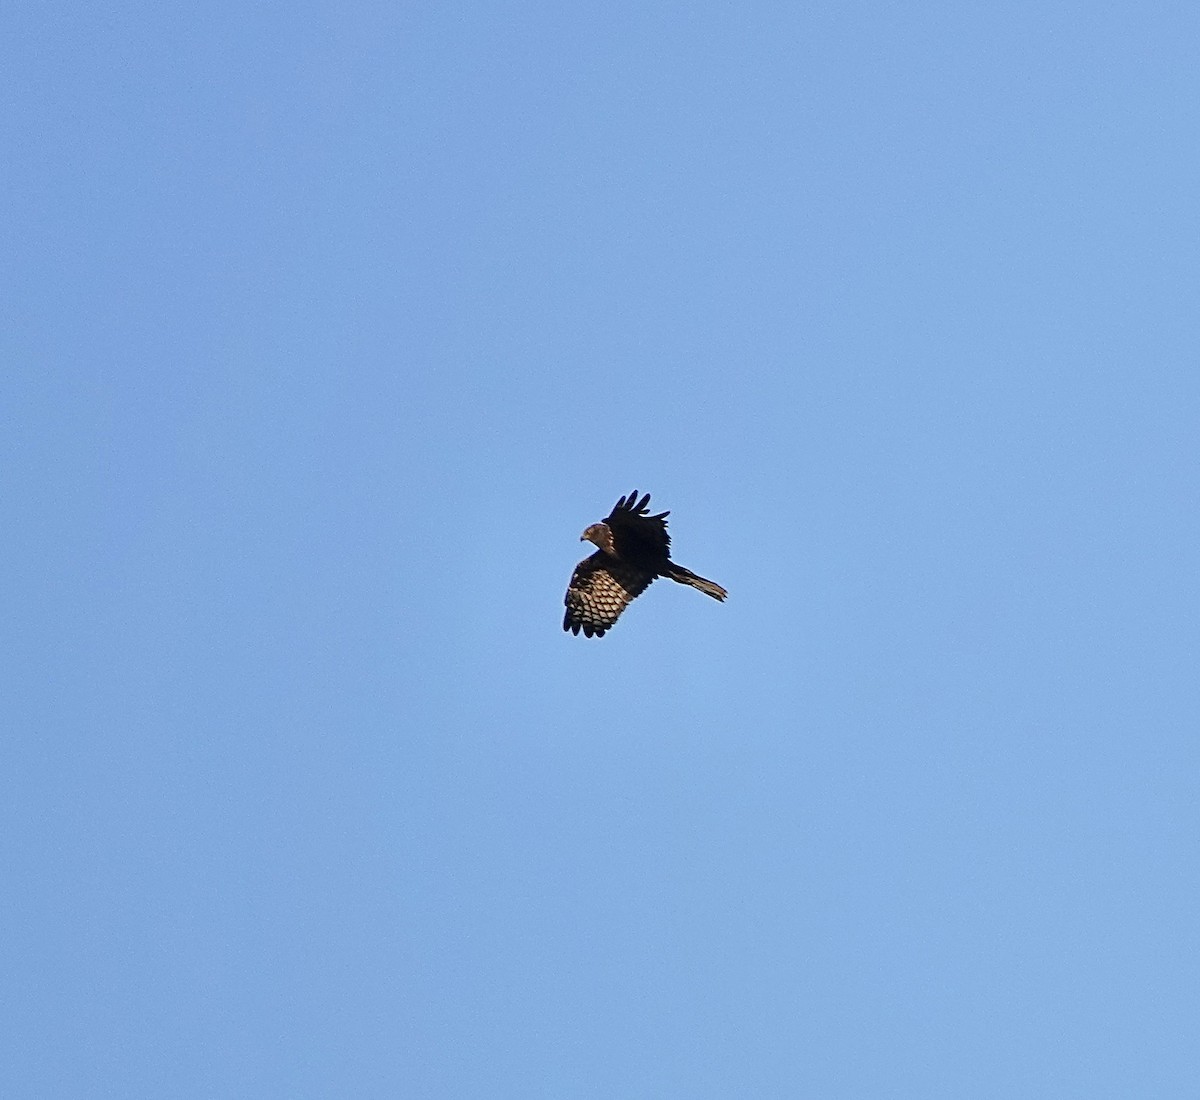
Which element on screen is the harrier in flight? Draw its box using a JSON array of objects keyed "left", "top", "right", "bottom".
[{"left": 564, "top": 490, "right": 727, "bottom": 638}]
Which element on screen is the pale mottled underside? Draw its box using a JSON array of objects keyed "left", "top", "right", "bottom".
[{"left": 562, "top": 553, "right": 656, "bottom": 638}]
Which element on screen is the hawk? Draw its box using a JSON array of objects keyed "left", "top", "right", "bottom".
[{"left": 563, "top": 490, "right": 727, "bottom": 638}]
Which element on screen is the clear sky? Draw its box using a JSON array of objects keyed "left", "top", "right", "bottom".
[{"left": 5, "top": 1, "right": 1199, "bottom": 1096}]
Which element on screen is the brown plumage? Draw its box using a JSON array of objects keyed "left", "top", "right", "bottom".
[{"left": 563, "top": 490, "right": 727, "bottom": 638}]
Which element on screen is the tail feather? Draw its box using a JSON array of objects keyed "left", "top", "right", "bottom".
[{"left": 663, "top": 563, "right": 727, "bottom": 601}]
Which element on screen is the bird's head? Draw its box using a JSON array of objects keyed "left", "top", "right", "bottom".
[{"left": 580, "top": 522, "right": 616, "bottom": 556}]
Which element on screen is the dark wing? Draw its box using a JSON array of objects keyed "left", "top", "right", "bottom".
[
  {"left": 604, "top": 489, "right": 671, "bottom": 555},
  {"left": 563, "top": 551, "right": 656, "bottom": 637}
]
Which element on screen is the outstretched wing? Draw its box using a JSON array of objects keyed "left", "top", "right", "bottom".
[
  {"left": 604, "top": 489, "right": 671, "bottom": 555},
  {"left": 563, "top": 551, "right": 656, "bottom": 637}
]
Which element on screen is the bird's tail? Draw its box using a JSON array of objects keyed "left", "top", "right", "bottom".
[{"left": 663, "top": 563, "right": 728, "bottom": 601}]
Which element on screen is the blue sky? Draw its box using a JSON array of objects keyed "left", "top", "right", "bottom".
[{"left": 5, "top": 1, "right": 1199, "bottom": 1095}]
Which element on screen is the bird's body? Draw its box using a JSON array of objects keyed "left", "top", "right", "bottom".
[{"left": 563, "top": 491, "right": 727, "bottom": 637}]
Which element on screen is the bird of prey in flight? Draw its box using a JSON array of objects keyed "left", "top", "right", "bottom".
[{"left": 564, "top": 490, "right": 727, "bottom": 638}]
